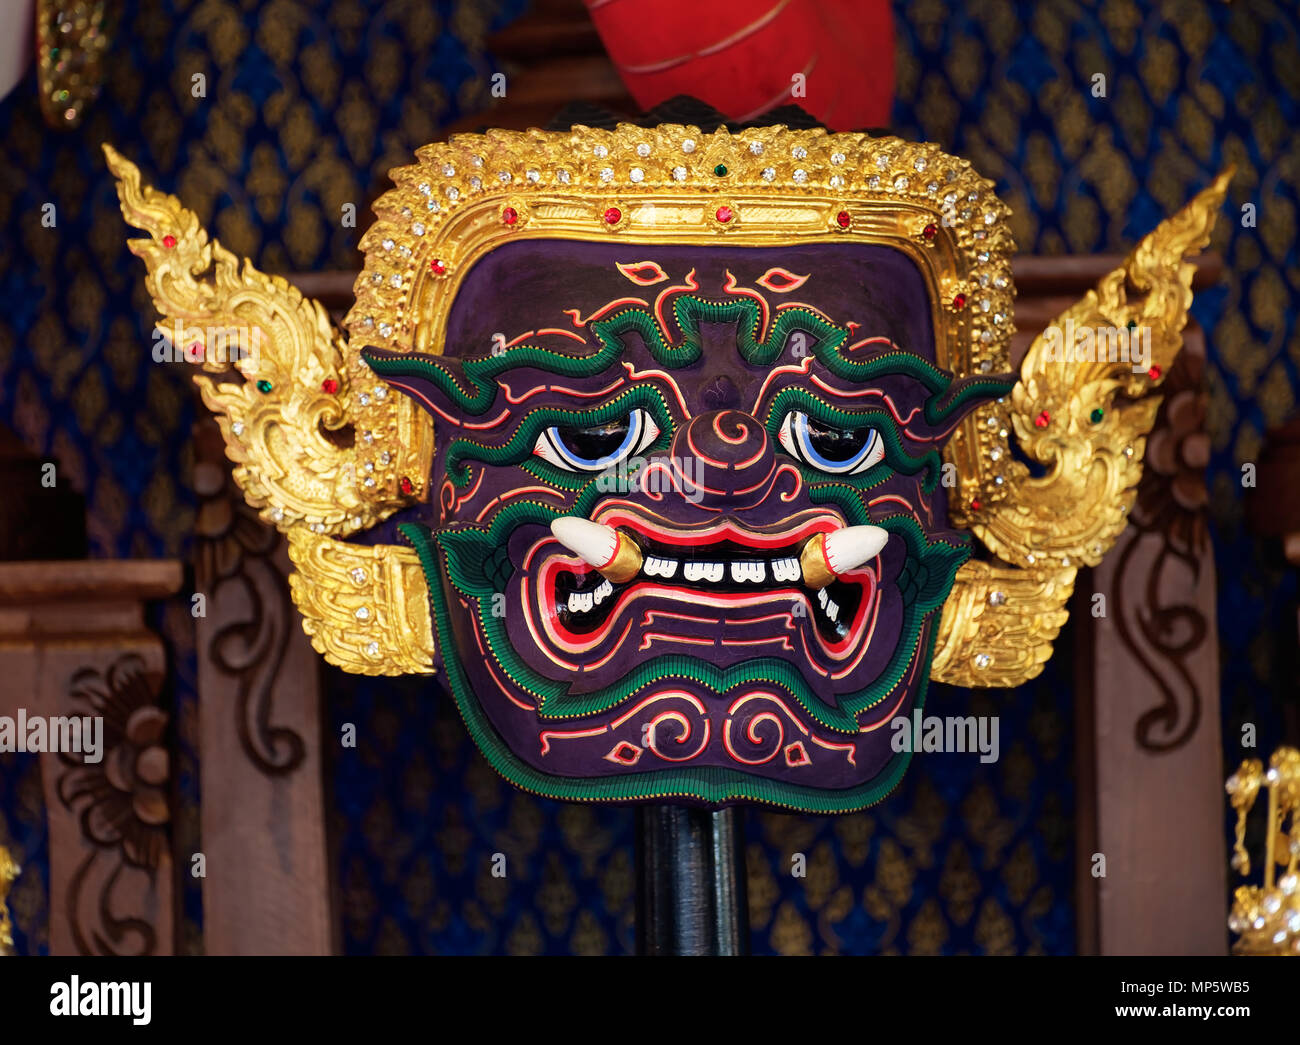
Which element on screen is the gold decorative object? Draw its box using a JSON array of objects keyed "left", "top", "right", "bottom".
[
  {"left": 0, "top": 845, "right": 18, "bottom": 955},
  {"left": 37, "top": 0, "right": 111, "bottom": 129},
  {"left": 106, "top": 127, "right": 1227, "bottom": 683},
  {"left": 1227, "top": 747, "right": 1300, "bottom": 954}
]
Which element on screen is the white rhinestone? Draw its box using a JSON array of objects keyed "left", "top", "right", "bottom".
[
  {"left": 1061, "top": 556, "right": 1070, "bottom": 566},
  {"left": 1123, "top": 446, "right": 1134, "bottom": 458},
  {"left": 681, "top": 139, "right": 696, "bottom": 153},
  {"left": 980, "top": 329, "right": 993, "bottom": 343},
  {"left": 362, "top": 316, "right": 374, "bottom": 328},
  {"left": 374, "top": 386, "right": 387, "bottom": 400},
  {"left": 977, "top": 250, "right": 990, "bottom": 263},
  {"left": 311, "top": 522, "right": 324, "bottom": 534},
  {"left": 359, "top": 393, "right": 371, "bottom": 406},
  {"left": 750, "top": 141, "right": 764, "bottom": 155},
  {"left": 593, "top": 144, "right": 608, "bottom": 157},
  {"left": 350, "top": 567, "right": 367, "bottom": 584},
  {"left": 945, "top": 192, "right": 958, "bottom": 205},
  {"left": 362, "top": 431, "right": 374, "bottom": 444},
  {"left": 526, "top": 169, "right": 539, "bottom": 183},
  {"left": 831, "top": 152, "right": 845, "bottom": 165},
  {"left": 980, "top": 298, "right": 991, "bottom": 312},
  {"left": 792, "top": 169, "right": 807, "bottom": 183},
  {"left": 412, "top": 222, "right": 425, "bottom": 236},
  {"left": 398, "top": 245, "right": 410, "bottom": 257},
  {"left": 389, "top": 275, "right": 402, "bottom": 288},
  {"left": 469, "top": 176, "right": 481, "bottom": 190},
  {"left": 946, "top": 169, "right": 958, "bottom": 182},
  {"left": 875, "top": 154, "right": 889, "bottom": 169},
  {"left": 974, "top": 230, "right": 986, "bottom": 239},
  {"left": 988, "top": 591, "right": 1006, "bottom": 606},
  {"left": 895, "top": 176, "right": 910, "bottom": 190},
  {"left": 637, "top": 143, "right": 651, "bottom": 157},
  {"left": 558, "top": 170, "right": 571, "bottom": 184},
  {"left": 427, "top": 200, "right": 440, "bottom": 212},
  {"left": 371, "top": 273, "right": 382, "bottom": 284},
  {"left": 471, "top": 155, "right": 483, "bottom": 167},
  {"left": 993, "top": 475, "right": 1004, "bottom": 485},
  {"left": 1026, "top": 553, "right": 1036, "bottom": 564},
  {"left": 989, "top": 447, "right": 1002, "bottom": 461},
  {"left": 868, "top": 175, "right": 880, "bottom": 189},
  {"left": 830, "top": 175, "right": 844, "bottom": 188},
  {"left": 442, "top": 163, "right": 455, "bottom": 177},
  {"left": 380, "top": 452, "right": 391, "bottom": 465},
  {"left": 418, "top": 183, "right": 431, "bottom": 196},
  {"left": 994, "top": 276, "right": 1007, "bottom": 289},
  {"left": 915, "top": 157, "right": 927, "bottom": 172},
  {"left": 365, "top": 641, "right": 379, "bottom": 657},
  {"left": 355, "top": 606, "right": 371, "bottom": 621},
  {"left": 927, "top": 181, "right": 938, "bottom": 194},
  {"left": 400, "top": 207, "right": 411, "bottom": 217},
  {"left": 792, "top": 145, "right": 807, "bottom": 159},
  {"left": 381, "top": 238, "right": 394, "bottom": 250},
  {"left": 629, "top": 167, "right": 644, "bottom": 183},
  {"left": 445, "top": 186, "right": 459, "bottom": 201},
  {"left": 974, "top": 653, "right": 991, "bottom": 669},
  {"left": 979, "top": 359, "right": 992, "bottom": 373},
  {"left": 672, "top": 166, "right": 687, "bottom": 181},
  {"left": 231, "top": 421, "right": 244, "bottom": 435},
  {"left": 363, "top": 477, "right": 375, "bottom": 488},
  {"left": 761, "top": 167, "right": 776, "bottom": 181},
  {"left": 985, "top": 211, "right": 997, "bottom": 224},
  {"left": 968, "top": 191, "right": 979, "bottom": 201},
  {"left": 497, "top": 171, "right": 511, "bottom": 184},
  {"left": 378, "top": 323, "right": 392, "bottom": 336},
  {"left": 271, "top": 507, "right": 284, "bottom": 521},
  {"left": 599, "top": 168, "right": 614, "bottom": 182}
]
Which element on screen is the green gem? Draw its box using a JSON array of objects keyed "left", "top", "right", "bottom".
[
  {"left": 1090, "top": 407, "right": 1104, "bottom": 423},
  {"left": 256, "top": 379, "right": 273, "bottom": 394},
  {"left": 1126, "top": 319, "right": 1137, "bottom": 330},
  {"left": 713, "top": 164, "right": 728, "bottom": 177}
]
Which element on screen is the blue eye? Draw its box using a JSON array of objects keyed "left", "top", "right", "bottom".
[
  {"left": 533, "top": 408, "right": 661, "bottom": 472},
  {"left": 777, "top": 411, "right": 885, "bottom": 475}
]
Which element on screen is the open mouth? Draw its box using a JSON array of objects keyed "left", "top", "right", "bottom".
[{"left": 552, "top": 533, "right": 868, "bottom": 642}]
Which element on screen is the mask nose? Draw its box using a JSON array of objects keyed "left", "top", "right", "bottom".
[{"left": 671, "top": 410, "right": 776, "bottom": 511}]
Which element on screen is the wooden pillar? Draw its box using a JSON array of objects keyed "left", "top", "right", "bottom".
[
  {"left": 0, "top": 559, "right": 181, "bottom": 955},
  {"left": 192, "top": 418, "right": 336, "bottom": 955}
]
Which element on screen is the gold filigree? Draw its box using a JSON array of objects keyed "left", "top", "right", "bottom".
[
  {"left": 105, "top": 145, "right": 427, "bottom": 538},
  {"left": 1226, "top": 748, "right": 1300, "bottom": 954},
  {"left": 286, "top": 530, "right": 435, "bottom": 676},
  {"left": 0, "top": 845, "right": 17, "bottom": 955}
]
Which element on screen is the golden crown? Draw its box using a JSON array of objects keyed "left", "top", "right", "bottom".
[
  {"left": 105, "top": 126, "right": 1228, "bottom": 685},
  {"left": 1227, "top": 747, "right": 1300, "bottom": 954}
]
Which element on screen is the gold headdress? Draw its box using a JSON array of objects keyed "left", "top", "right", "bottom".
[
  {"left": 105, "top": 126, "right": 1228, "bottom": 684},
  {"left": 1227, "top": 748, "right": 1300, "bottom": 954}
]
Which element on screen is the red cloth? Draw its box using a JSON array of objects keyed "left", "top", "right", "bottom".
[{"left": 584, "top": 0, "right": 894, "bottom": 130}]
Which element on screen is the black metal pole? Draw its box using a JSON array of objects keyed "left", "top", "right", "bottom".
[{"left": 635, "top": 804, "right": 749, "bottom": 955}]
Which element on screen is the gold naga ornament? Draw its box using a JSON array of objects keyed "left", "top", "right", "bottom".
[
  {"left": 106, "top": 126, "right": 1228, "bottom": 812},
  {"left": 1227, "top": 747, "right": 1300, "bottom": 954}
]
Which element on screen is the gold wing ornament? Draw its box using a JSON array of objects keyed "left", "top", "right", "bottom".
[
  {"left": 933, "top": 170, "right": 1230, "bottom": 686},
  {"left": 106, "top": 132, "right": 1228, "bottom": 686}
]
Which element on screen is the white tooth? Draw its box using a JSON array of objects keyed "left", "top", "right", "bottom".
[
  {"left": 772, "top": 557, "right": 800, "bottom": 583},
  {"left": 594, "top": 580, "right": 613, "bottom": 604},
  {"left": 550, "top": 516, "right": 619, "bottom": 569},
  {"left": 823, "top": 525, "right": 889, "bottom": 575},
  {"left": 660, "top": 558, "right": 678, "bottom": 578},
  {"left": 817, "top": 588, "right": 829, "bottom": 607},
  {"left": 575, "top": 591, "right": 594, "bottom": 612},
  {"left": 645, "top": 556, "right": 678, "bottom": 579},
  {"left": 703, "top": 561, "right": 724, "bottom": 583},
  {"left": 684, "top": 561, "right": 707, "bottom": 582},
  {"left": 826, "top": 600, "right": 840, "bottom": 622},
  {"left": 730, "top": 561, "right": 766, "bottom": 583}
]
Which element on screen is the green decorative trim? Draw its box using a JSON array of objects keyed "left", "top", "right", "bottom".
[{"left": 400, "top": 520, "right": 941, "bottom": 813}]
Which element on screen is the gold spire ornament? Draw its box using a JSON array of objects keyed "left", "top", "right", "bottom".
[
  {"left": 0, "top": 845, "right": 18, "bottom": 955},
  {"left": 105, "top": 127, "right": 1228, "bottom": 687},
  {"left": 1227, "top": 748, "right": 1300, "bottom": 954}
]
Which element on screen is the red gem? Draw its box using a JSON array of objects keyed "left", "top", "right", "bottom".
[
  {"left": 399, "top": 476, "right": 414, "bottom": 495},
  {"left": 923, "top": 223, "right": 938, "bottom": 240},
  {"left": 836, "top": 210, "right": 851, "bottom": 229},
  {"left": 501, "top": 207, "right": 518, "bottom": 226},
  {"left": 1035, "top": 411, "right": 1050, "bottom": 428},
  {"left": 162, "top": 235, "right": 177, "bottom": 248},
  {"left": 429, "top": 258, "right": 446, "bottom": 275},
  {"left": 603, "top": 206, "right": 621, "bottom": 225},
  {"left": 952, "top": 293, "right": 967, "bottom": 310},
  {"left": 970, "top": 498, "right": 982, "bottom": 511},
  {"left": 1147, "top": 365, "right": 1162, "bottom": 380},
  {"left": 321, "top": 378, "right": 339, "bottom": 394},
  {"left": 185, "top": 342, "right": 203, "bottom": 360},
  {"left": 715, "top": 205, "right": 733, "bottom": 223}
]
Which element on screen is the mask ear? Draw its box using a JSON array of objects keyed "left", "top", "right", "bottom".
[{"left": 361, "top": 346, "right": 493, "bottom": 421}]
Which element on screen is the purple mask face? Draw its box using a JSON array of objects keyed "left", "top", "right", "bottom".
[{"left": 363, "top": 239, "right": 1012, "bottom": 811}]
